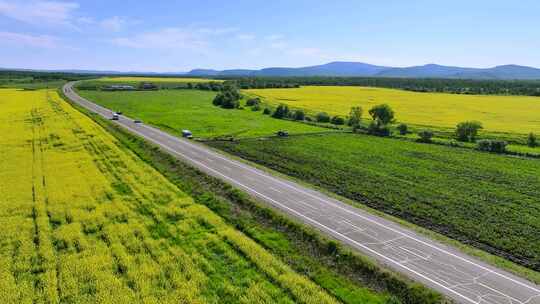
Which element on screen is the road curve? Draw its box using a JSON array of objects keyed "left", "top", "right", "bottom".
[{"left": 63, "top": 82, "right": 540, "bottom": 304}]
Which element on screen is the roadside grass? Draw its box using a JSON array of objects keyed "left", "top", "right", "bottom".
[
  {"left": 201, "top": 140, "right": 540, "bottom": 287},
  {"left": 66, "top": 92, "right": 446, "bottom": 304},
  {"left": 77, "top": 89, "right": 328, "bottom": 139},
  {"left": 75, "top": 81, "right": 540, "bottom": 282},
  {"left": 0, "top": 88, "right": 344, "bottom": 303},
  {"left": 208, "top": 133, "right": 540, "bottom": 274},
  {"left": 245, "top": 85, "right": 540, "bottom": 135}
]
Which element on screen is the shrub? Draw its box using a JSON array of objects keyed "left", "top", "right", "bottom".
[
  {"left": 397, "top": 123, "right": 408, "bottom": 135},
  {"left": 272, "top": 104, "right": 290, "bottom": 119},
  {"left": 293, "top": 110, "right": 305, "bottom": 121},
  {"left": 263, "top": 108, "right": 271, "bottom": 115},
  {"left": 213, "top": 86, "right": 242, "bottom": 109},
  {"left": 417, "top": 130, "right": 434, "bottom": 143},
  {"left": 315, "top": 112, "right": 331, "bottom": 123},
  {"left": 330, "top": 116, "right": 345, "bottom": 125},
  {"left": 528, "top": 133, "right": 537, "bottom": 147},
  {"left": 326, "top": 241, "right": 339, "bottom": 255},
  {"left": 367, "top": 121, "right": 391, "bottom": 136},
  {"left": 305, "top": 116, "right": 313, "bottom": 122},
  {"left": 251, "top": 103, "right": 261, "bottom": 111},
  {"left": 347, "top": 106, "right": 362, "bottom": 128},
  {"left": 368, "top": 104, "right": 395, "bottom": 125},
  {"left": 246, "top": 98, "right": 260, "bottom": 106},
  {"left": 455, "top": 121, "right": 483, "bottom": 142},
  {"left": 477, "top": 139, "right": 507, "bottom": 153}
]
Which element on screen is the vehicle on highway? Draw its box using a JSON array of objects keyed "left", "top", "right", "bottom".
[
  {"left": 133, "top": 119, "right": 142, "bottom": 123},
  {"left": 111, "top": 113, "right": 119, "bottom": 120},
  {"left": 182, "top": 129, "right": 193, "bottom": 139},
  {"left": 277, "top": 130, "right": 289, "bottom": 137}
]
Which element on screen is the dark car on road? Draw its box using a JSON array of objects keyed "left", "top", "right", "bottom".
[{"left": 276, "top": 130, "right": 289, "bottom": 137}]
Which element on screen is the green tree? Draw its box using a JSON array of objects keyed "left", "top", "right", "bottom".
[
  {"left": 272, "top": 104, "right": 290, "bottom": 119},
  {"left": 347, "top": 106, "right": 362, "bottom": 128},
  {"left": 212, "top": 86, "right": 242, "bottom": 109},
  {"left": 527, "top": 133, "right": 537, "bottom": 147},
  {"left": 315, "top": 112, "right": 331, "bottom": 123},
  {"left": 293, "top": 110, "right": 305, "bottom": 121},
  {"left": 367, "top": 104, "right": 395, "bottom": 136},
  {"left": 368, "top": 104, "right": 395, "bottom": 125},
  {"left": 417, "top": 130, "right": 434, "bottom": 143},
  {"left": 455, "top": 121, "right": 483, "bottom": 142},
  {"left": 477, "top": 139, "right": 507, "bottom": 153},
  {"left": 246, "top": 98, "right": 260, "bottom": 106},
  {"left": 331, "top": 116, "right": 345, "bottom": 125}
]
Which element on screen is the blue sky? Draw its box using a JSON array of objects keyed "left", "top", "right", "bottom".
[{"left": 1, "top": 0, "right": 539, "bottom": 72}]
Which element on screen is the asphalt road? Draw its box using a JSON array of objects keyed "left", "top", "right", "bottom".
[{"left": 63, "top": 82, "right": 540, "bottom": 304}]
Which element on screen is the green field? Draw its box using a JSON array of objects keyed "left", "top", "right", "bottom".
[
  {"left": 0, "top": 88, "right": 359, "bottom": 303},
  {"left": 96, "top": 76, "right": 222, "bottom": 83},
  {"left": 78, "top": 90, "right": 327, "bottom": 139},
  {"left": 209, "top": 133, "right": 540, "bottom": 271},
  {"left": 245, "top": 86, "right": 540, "bottom": 135}
]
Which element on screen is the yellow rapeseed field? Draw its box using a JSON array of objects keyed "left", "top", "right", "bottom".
[
  {"left": 0, "top": 88, "right": 336, "bottom": 303},
  {"left": 97, "top": 76, "right": 222, "bottom": 83},
  {"left": 246, "top": 86, "right": 540, "bottom": 134}
]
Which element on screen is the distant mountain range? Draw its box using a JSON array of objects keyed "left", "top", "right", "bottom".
[
  {"left": 187, "top": 62, "right": 540, "bottom": 80},
  {"left": 4, "top": 61, "right": 540, "bottom": 80}
]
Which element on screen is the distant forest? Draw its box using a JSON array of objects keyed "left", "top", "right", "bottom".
[
  {"left": 2, "top": 70, "right": 540, "bottom": 96},
  {"left": 225, "top": 77, "right": 540, "bottom": 96},
  {"left": 0, "top": 70, "right": 95, "bottom": 82}
]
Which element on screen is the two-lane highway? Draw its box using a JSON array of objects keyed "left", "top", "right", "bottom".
[{"left": 63, "top": 82, "right": 540, "bottom": 304}]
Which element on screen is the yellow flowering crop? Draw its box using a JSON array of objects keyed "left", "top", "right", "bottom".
[
  {"left": 0, "top": 88, "right": 337, "bottom": 304},
  {"left": 246, "top": 86, "right": 540, "bottom": 134}
]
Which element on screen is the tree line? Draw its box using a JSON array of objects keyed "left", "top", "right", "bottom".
[
  {"left": 212, "top": 84, "right": 538, "bottom": 154},
  {"left": 218, "top": 76, "right": 540, "bottom": 96}
]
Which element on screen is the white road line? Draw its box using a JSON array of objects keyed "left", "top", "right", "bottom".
[
  {"left": 111, "top": 122, "right": 480, "bottom": 304},
  {"left": 172, "top": 135, "right": 540, "bottom": 295},
  {"left": 295, "top": 200, "right": 319, "bottom": 210},
  {"left": 268, "top": 186, "right": 282, "bottom": 193},
  {"left": 400, "top": 246, "right": 430, "bottom": 261}
]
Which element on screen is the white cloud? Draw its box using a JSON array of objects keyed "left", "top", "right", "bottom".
[
  {"left": 111, "top": 26, "right": 238, "bottom": 52},
  {"left": 100, "top": 16, "right": 127, "bottom": 32},
  {"left": 0, "top": 1, "right": 79, "bottom": 27},
  {"left": 112, "top": 27, "right": 208, "bottom": 51},
  {"left": 0, "top": 31, "right": 58, "bottom": 48}
]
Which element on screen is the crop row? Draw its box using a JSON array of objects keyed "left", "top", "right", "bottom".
[
  {"left": 209, "top": 133, "right": 540, "bottom": 271},
  {"left": 0, "top": 89, "right": 338, "bottom": 303}
]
